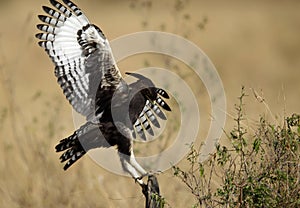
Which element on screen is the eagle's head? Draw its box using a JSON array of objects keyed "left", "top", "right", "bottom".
[{"left": 125, "top": 72, "right": 157, "bottom": 100}]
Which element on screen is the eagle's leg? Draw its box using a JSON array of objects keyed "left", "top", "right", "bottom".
[
  {"left": 116, "top": 123, "right": 150, "bottom": 184},
  {"left": 119, "top": 152, "right": 145, "bottom": 185},
  {"left": 129, "top": 151, "right": 148, "bottom": 176}
]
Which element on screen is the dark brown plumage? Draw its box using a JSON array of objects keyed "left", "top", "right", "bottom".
[{"left": 36, "top": 0, "right": 171, "bottom": 184}]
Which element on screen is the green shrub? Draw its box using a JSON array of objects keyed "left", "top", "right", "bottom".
[{"left": 173, "top": 87, "right": 300, "bottom": 208}]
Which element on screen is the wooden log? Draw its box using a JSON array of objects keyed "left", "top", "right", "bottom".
[{"left": 142, "top": 175, "right": 164, "bottom": 208}]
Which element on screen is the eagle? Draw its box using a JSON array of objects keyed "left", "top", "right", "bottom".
[{"left": 36, "top": 0, "right": 171, "bottom": 185}]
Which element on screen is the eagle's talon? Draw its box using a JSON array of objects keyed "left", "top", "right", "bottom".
[
  {"left": 135, "top": 170, "right": 162, "bottom": 182},
  {"left": 135, "top": 174, "right": 146, "bottom": 182},
  {"left": 134, "top": 172, "right": 150, "bottom": 183},
  {"left": 134, "top": 177, "right": 146, "bottom": 187},
  {"left": 134, "top": 177, "right": 140, "bottom": 183}
]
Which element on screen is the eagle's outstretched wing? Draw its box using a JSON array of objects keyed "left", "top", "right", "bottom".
[
  {"left": 133, "top": 88, "right": 171, "bottom": 140},
  {"left": 36, "top": 0, "right": 121, "bottom": 120}
]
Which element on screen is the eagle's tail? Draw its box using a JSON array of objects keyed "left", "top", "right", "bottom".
[
  {"left": 55, "top": 130, "right": 86, "bottom": 171},
  {"left": 55, "top": 122, "right": 103, "bottom": 170}
]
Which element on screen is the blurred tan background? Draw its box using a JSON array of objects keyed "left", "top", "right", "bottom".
[{"left": 0, "top": 0, "right": 299, "bottom": 207}]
